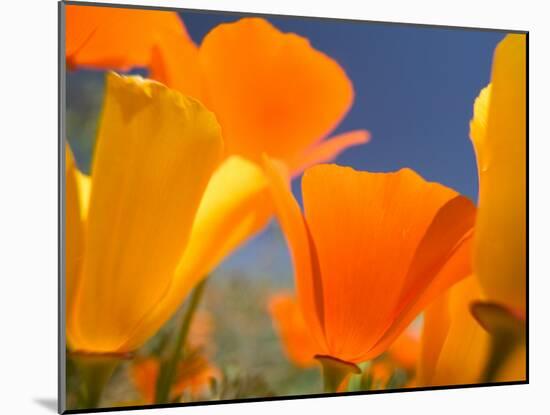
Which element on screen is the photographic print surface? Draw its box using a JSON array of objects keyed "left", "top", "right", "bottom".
[{"left": 61, "top": 1, "right": 527, "bottom": 413}]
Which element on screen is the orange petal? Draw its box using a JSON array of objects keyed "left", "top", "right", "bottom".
[
  {"left": 187, "top": 310, "right": 215, "bottom": 350},
  {"left": 172, "top": 350, "right": 220, "bottom": 399},
  {"left": 416, "top": 292, "right": 451, "bottom": 384},
  {"left": 131, "top": 358, "right": 159, "bottom": 404},
  {"left": 268, "top": 293, "right": 319, "bottom": 367},
  {"left": 198, "top": 18, "right": 353, "bottom": 163},
  {"left": 150, "top": 31, "right": 203, "bottom": 101},
  {"left": 65, "top": 5, "right": 189, "bottom": 71},
  {"left": 301, "top": 166, "right": 459, "bottom": 362},
  {"left": 287, "top": 130, "right": 370, "bottom": 176},
  {"left": 262, "top": 156, "right": 328, "bottom": 352},
  {"left": 388, "top": 329, "right": 420, "bottom": 371},
  {"left": 368, "top": 197, "right": 476, "bottom": 359}
]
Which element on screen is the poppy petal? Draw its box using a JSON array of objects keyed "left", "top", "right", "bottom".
[
  {"left": 367, "top": 197, "right": 476, "bottom": 360},
  {"left": 131, "top": 358, "right": 159, "bottom": 404},
  {"left": 301, "top": 166, "right": 458, "bottom": 362},
  {"left": 287, "top": 130, "right": 370, "bottom": 176},
  {"left": 150, "top": 32, "right": 203, "bottom": 101},
  {"left": 419, "top": 276, "right": 490, "bottom": 386},
  {"left": 68, "top": 73, "right": 223, "bottom": 353},
  {"left": 430, "top": 277, "right": 490, "bottom": 385},
  {"left": 416, "top": 292, "right": 450, "bottom": 384},
  {"left": 268, "top": 293, "right": 319, "bottom": 367},
  {"left": 120, "top": 156, "right": 273, "bottom": 351},
  {"left": 472, "top": 34, "right": 527, "bottom": 313},
  {"left": 262, "top": 155, "right": 328, "bottom": 351},
  {"left": 469, "top": 84, "right": 491, "bottom": 174},
  {"left": 198, "top": 18, "right": 353, "bottom": 163},
  {"left": 65, "top": 144, "right": 86, "bottom": 345},
  {"left": 388, "top": 329, "right": 420, "bottom": 371},
  {"left": 66, "top": 5, "right": 188, "bottom": 71}
]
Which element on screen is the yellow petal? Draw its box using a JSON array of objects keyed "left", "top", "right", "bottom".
[
  {"left": 469, "top": 84, "right": 492, "bottom": 174},
  {"left": 472, "top": 34, "right": 527, "bottom": 314},
  {"left": 117, "top": 156, "right": 272, "bottom": 352},
  {"left": 65, "top": 144, "right": 86, "bottom": 332},
  {"left": 68, "top": 73, "right": 223, "bottom": 353},
  {"left": 419, "top": 276, "right": 490, "bottom": 386},
  {"left": 74, "top": 170, "right": 91, "bottom": 220},
  {"left": 416, "top": 292, "right": 451, "bottom": 384},
  {"left": 179, "top": 156, "right": 273, "bottom": 286}
]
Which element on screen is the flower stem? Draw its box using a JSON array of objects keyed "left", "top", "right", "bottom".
[
  {"left": 72, "top": 354, "right": 121, "bottom": 409},
  {"left": 155, "top": 277, "right": 208, "bottom": 403},
  {"left": 470, "top": 301, "right": 526, "bottom": 383},
  {"left": 316, "top": 355, "right": 361, "bottom": 393}
]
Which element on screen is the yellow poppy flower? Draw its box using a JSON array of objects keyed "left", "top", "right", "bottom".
[
  {"left": 470, "top": 34, "right": 527, "bottom": 315},
  {"left": 416, "top": 276, "right": 490, "bottom": 387},
  {"left": 415, "top": 34, "right": 527, "bottom": 387},
  {"left": 66, "top": 73, "right": 271, "bottom": 354}
]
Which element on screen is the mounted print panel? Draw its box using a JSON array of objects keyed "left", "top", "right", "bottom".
[{"left": 59, "top": 1, "right": 528, "bottom": 413}]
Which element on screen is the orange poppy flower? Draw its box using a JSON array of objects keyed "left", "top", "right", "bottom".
[
  {"left": 65, "top": 4, "right": 192, "bottom": 71},
  {"left": 151, "top": 17, "right": 369, "bottom": 174},
  {"left": 389, "top": 328, "right": 420, "bottom": 372},
  {"left": 268, "top": 293, "right": 318, "bottom": 368},
  {"left": 131, "top": 311, "right": 220, "bottom": 403},
  {"left": 132, "top": 351, "right": 219, "bottom": 403},
  {"left": 263, "top": 159, "right": 476, "bottom": 365},
  {"left": 470, "top": 34, "right": 527, "bottom": 316},
  {"left": 269, "top": 292, "right": 421, "bottom": 371}
]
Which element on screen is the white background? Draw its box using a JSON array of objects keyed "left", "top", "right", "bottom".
[{"left": 0, "top": 0, "right": 546, "bottom": 413}]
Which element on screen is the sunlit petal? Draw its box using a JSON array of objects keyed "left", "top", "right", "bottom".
[
  {"left": 301, "top": 166, "right": 469, "bottom": 362},
  {"left": 471, "top": 34, "right": 527, "bottom": 314},
  {"left": 68, "top": 73, "right": 223, "bottom": 353},
  {"left": 121, "top": 156, "right": 273, "bottom": 351}
]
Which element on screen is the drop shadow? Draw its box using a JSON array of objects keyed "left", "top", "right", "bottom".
[{"left": 34, "top": 398, "right": 57, "bottom": 413}]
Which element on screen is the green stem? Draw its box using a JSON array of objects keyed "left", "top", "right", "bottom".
[
  {"left": 155, "top": 278, "right": 208, "bottom": 403},
  {"left": 316, "top": 355, "right": 361, "bottom": 393},
  {"left": 470, "top": 301, "right": 526, "bottom": 383},
  {"left": 483, "top": 331, "right": 521, "bottom": 383},
  {"left": 73, "top": 354, "right": 121, "bottom": 409}
]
